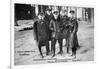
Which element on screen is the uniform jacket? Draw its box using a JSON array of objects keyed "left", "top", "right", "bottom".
[{"left": 33, "top": 19, "right": 49, "bottom": 42}]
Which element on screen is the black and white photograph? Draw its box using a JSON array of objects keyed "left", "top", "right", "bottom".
[{"left": 14, "top": 3, "right": 94, "bottom": 65}]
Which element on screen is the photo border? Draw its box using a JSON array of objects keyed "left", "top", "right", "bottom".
[{"left": 10, "top": 0, "right": 95, "bottom": 69}]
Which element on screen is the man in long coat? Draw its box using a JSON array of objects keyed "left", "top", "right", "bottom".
[
  {"left": 49, "top": 10, "right": 63, "bottom": 57},
  {"left": 68, "top": 10, "right": 79, "bottom": 57},
  {"left": 33, "top": 13, "right": 50, "bottom": 58}
]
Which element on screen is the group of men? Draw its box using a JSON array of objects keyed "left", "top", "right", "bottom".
[{"left": 33, "top": 8, "right": 79, "bottom": 58}]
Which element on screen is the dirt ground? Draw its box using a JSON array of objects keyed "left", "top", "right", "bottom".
[{"left": 14, "top": 20, "right": 94, "bottom": 65}]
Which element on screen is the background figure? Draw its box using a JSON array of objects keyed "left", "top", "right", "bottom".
[{"left": 68, "top": 10, "right": 79, "bottom": 57}]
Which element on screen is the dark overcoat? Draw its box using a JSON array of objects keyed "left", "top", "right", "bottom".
[
  {"left": 68, "top": 18, "right": 79, "bottom": 49},
  {"left": 44, "top": 13, "right": 53, "bottom": 40},
  {"left": 33, "top": 19, "right": 49, "bottom": 45}
]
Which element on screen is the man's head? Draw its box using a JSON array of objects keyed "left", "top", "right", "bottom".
[
  {"left": 46, "top": 8, "right": 52, "bottom": 15},
  {"left": 60, "top": 10, "right": 68, "bottom": 16},
  {"left": 38, "top": 12, "right": 44, "bottom": 20},
  {"left": 69, "top": 10, "right": 75, "bottom": 18},
  {"left": 53, "top": 11, "right": 59, "bottom": 20}
]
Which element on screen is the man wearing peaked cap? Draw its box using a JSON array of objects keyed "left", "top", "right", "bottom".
[
  {"left": 44, "top": 8, "right": 52, "bottom": 22},
  {"left": 69, "top": 10, "right": 76, "bottom": 19},
  {"left": 44, "top": 8, "right": 53, "bottom": 44},
  {"left": 68, "top": 10, "right": 79, "bottom": 57},
  {"left": 38, "top": 12, "right": 45, "bottom": 20},
  {"left": 52, "top": 10, "right": 60, "bottom": 21}
]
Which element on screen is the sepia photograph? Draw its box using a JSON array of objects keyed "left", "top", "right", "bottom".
[{"left": 14, "top": 3, "right": 94, "bottom": 65}]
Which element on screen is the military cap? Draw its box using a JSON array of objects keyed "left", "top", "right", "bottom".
[
  {"left": 46, "top": 8, "right": 52, "bottom": 11},
  {"left": 53, "top": 11, "right": 59, "bottom": 14},
  {"left": 38, "top": 12, "right": 44, "bottom": 16},
  {"left": 69, "top": 10, "right": 75, "bottom": 13}
]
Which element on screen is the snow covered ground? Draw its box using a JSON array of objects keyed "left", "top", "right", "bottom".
[{"left": 14, "top": 20, "right": 94, "bottom": 65}]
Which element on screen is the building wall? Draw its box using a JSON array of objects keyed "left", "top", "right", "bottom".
[
  {"left": 15, "top": 4, "right": 93, "bottom": 23},
  {"left": 77, "top": 8, "right": 82, "bottom": 19}
]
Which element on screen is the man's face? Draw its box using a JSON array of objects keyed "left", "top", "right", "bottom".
[
  {"left": 53, "top": 12, "right": 59, "bottom": 19},
  {"left": 60, "top": 10, "right": 64, "bottom": 16},
  {"left": 70, "top": 13, "right": 75, "bottom": 18},
  {"left": 60, "top": 10, "right": 68, "bottom": 16},
  {"left": 38, "top": 15, "right": 44, "bottom": 20},
  {"left": 46, "top": 11, "right": 51, "bottom": 15},
  {"left": 64, "top": 11, "right": 68, "bottom": 16}
]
